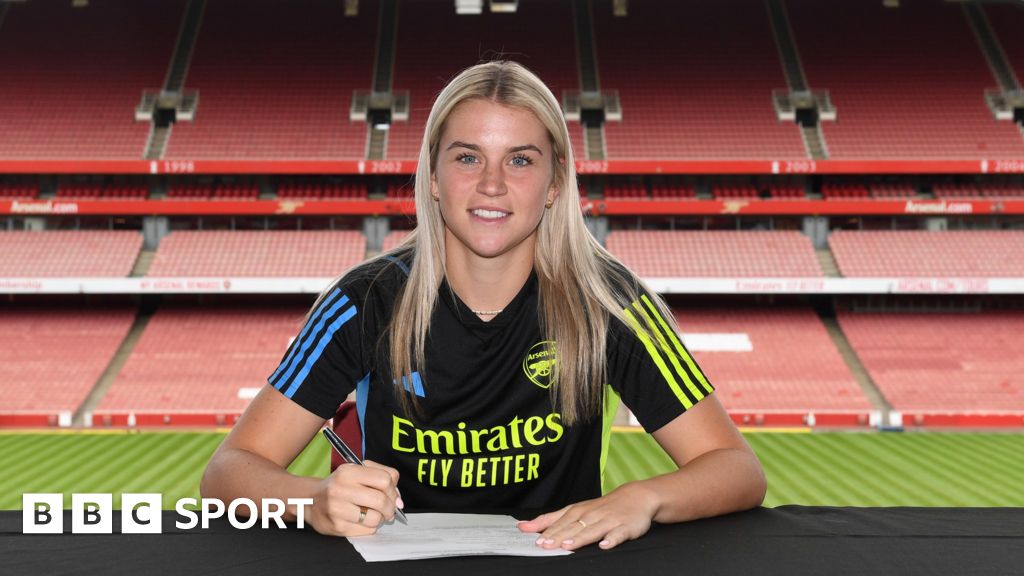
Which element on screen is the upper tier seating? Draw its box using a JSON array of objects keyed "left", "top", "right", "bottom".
[
  {"left": 387, "top": 0, "right": 583, "bottom": 159},
  {"left": 0, "top": 231, "right": 142, "bottom": 277},
  {"left": 0, "top": 0, "right": 182, "bottom": 159},
  {"left": 605, "top": 230, "right": 823, "bottom": 277},
  {"left": 828, "top": 231, "right": 1024, "bottom": 277},
  {"left": 164, "top": 0, "right": 376, "bottom": 159},
  {"left": 147, "top": 231, "right": 366, "bottom": 277},
  {"left": 593, "top": 0, "right": 806, "bottom": 159},
  {"left": 787, "top": 0, "right": 1024, "bottom": 159}
]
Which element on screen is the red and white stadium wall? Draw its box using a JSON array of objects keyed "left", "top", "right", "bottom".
[{"left": 1, "top": 158, "right": 1023, "bottom": 175}]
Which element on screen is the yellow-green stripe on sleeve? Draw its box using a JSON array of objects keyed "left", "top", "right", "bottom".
[
  {"left": 623, "top": 308, "right": 693, "bottom": 409},
  {"left": 641, "top": 295, "right": 714, "bottom": 395}
]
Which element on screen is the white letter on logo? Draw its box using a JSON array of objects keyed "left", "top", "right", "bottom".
[
  {"left": 200, "top": 498, "right": 225, "bottom": 529},
  {"left": 227, "top": 498, "right": 258, "bottom": 529},
  {"left": 122, "top": 493, "right": 162, "bottom": 534},
  {"left": 175, "top": 498, "right": 198, "bottom": 529},
  {"left": 22, "top": 494, "right": 63, "bottom": 534},
  {"left": 72, "top": 494, "right": 112, "bottom": 534},
  {"left": 261, "top": 499, "right": 286, "bottom": 529},
  {"left": 288, "top": 498, "right": 314, "bottom": 529}
]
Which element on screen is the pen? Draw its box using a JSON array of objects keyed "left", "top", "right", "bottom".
[{"left": 321, "top": 427, "right": 409, "bottom": 525}]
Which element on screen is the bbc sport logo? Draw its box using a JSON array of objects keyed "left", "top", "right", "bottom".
[{"left": 22, "top": 493, "right": 313, "bottom": 534}]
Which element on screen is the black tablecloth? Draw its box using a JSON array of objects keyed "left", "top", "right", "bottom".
[{"left": 2, "top": 507, "right": 1022, "bottom": 576}]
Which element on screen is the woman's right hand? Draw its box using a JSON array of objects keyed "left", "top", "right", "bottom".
[{"left": 307, "top": 460, "right": 403, "bottom": 536}]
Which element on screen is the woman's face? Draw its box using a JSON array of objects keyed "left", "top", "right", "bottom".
[{"left": 431, "top": 98, "right": 558, "bottom": 266}]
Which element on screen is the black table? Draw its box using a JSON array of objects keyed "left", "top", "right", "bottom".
[{"left": 2, "top": 507, "right": 1022, "bottom": 576}]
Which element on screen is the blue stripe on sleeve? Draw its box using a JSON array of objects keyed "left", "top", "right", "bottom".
[
  {"left": 355, "top": 372, "right": 370, "bottom": 457},
  {"left": 283, "top": 304, "right": 358, "bottom": 398},
  {"left": 269, "top": 287, "right": 343, "bottom": 384},
  {"left": 271, "top": 294, "right": 350, "bottom": 391}
]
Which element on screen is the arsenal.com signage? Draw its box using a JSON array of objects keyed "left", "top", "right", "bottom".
[
  {"left": 9, "top": 200, "right": 80, "bottom": 214},
  {"left": 2, "top": 198, "right": 1021, "bottom": 217},
  {"left": 903, "top": 200, "right": 974, "bottom": 214}
]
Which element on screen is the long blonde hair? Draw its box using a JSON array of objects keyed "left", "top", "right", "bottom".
[{"left": 365, "top": 60, "right": 674, "bottom": 425}]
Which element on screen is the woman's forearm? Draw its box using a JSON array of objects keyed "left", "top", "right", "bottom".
[
  {"left": 200, "top": 447, "right": 320, "bottom": 522},
  {"left": 623, "top": 447, "right": 767, "bottom": 524}
]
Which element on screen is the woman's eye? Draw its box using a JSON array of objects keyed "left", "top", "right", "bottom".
[
  {"left": 455, "top": 154, "right": 477, "bottom": 164},
  {"left": 511, "top": 155, "right": 533, "bottom": 167}
]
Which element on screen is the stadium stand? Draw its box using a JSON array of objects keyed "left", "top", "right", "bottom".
[
  {"left": 146, "top": 230, "right": 366, "bottom": 277},
  {"left": 828, "top": 231, "right": 1024, "bottom": 277},
  {"left": 838, "top": 311, "right": 1024, "bottom": 426},
  {"left": 56, "top": 184, "right": 148, "bottom": 201},
  {"left": 606, "top": 231, "right": 823, "bottom": 277},
  {"left": 932, "top": 182, "right": 980, "bottom": 199},
  {"left": 381, "top": 230, "right": 411, "bottom": 253},
  {"left": 651, "top": 182, "right": 698, "bottom": 200},
  {"left": 0, "top": 0, "right": 183, "bottom": 159},
  {"left": 869, "top": 182, "right": 916, "bottom": 199},
  {"left": 387, "top": 0, "right": 584, "bottom": 159},
  {"left": 593, "top": 0, "right": 806, "bottom": 159},
  {"left": 767, "top": 184, "right": 805, "bottom": 200},
  {"left": 787, "top": 0, "right": 1024, "bottom": 159},
  {"left": 0, "top": 184, "right": 39, "bottom": 200},
  {"left": 163, "top": 0, "right": 377, "bottom": 159},
  {"left": 929, "top": 181, "right": 1024, "bottom": 199},
  {"left": 0, "top": 307, "right": 136, "bottom": 426},
  {"left": 712, "top": 184, "right": 760, "bottom": 200},
  {"left": 385, "top": 183, "right": 415, "bottom": 199},
  {"left": 674, "top": 307, "right": 874, "bottom": 426},
  {"left": 977, "top": 180, "right": 1024, "bottom": 198},
  {"left": 822, "top": 182, "right": 870, "bottom": 201},
  {"left": 985, "top": 3, "right": 1024, "bottom": 88},
  {"left": 277, "top": 182, "right": 368, "bottom": 200},
  {"left": 211, "top": 183, "right": 260, "bottom": 201},
  {"left": 91, "top": 305, "right": 308, "bottom": 426},
  {"left": 0, "top": 231, "right": 142, "bottom": 277},
  {"left": 166, "top": 183, "right": 214, "bottom": 200},
  {"left": 604, "top": 182, "right": 650, "bottom": 200}
]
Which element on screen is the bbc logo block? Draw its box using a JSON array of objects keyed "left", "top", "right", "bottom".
[{"left": 23, "top": 493, "right": 163, "bottom": 534}]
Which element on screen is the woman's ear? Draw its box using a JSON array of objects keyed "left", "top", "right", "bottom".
[{"left": 429, "top": 174, "right": 439, "bottom": 201}]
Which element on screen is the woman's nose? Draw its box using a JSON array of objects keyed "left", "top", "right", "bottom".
[{"left": 477, "top": 163, "right": 508, "bottom": 197}]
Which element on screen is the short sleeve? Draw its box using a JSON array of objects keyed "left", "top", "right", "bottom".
[
  {"left": 607, "top": 291, "right": 715, "bottom": 433},
  {"left": 266, "top": 278, "right": 369, "bottom": 420}
]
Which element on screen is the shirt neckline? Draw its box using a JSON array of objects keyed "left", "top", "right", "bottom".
[{"left": 440, "top": 270, "right": 538, "bottom": 328}]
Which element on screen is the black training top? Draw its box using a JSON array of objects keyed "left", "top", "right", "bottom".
[{"left": 267, "top": 253, "right": 714, "bottom": 510}]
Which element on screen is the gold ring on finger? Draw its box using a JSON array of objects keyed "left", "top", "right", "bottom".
[
  {"left": 576, "top": 519, "right": 587, "bottom": 528},
  {"left": 357, "top": 506, "right": 367, "bottom": 524}
]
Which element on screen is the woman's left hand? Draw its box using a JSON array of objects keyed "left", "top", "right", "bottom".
[{"left": 516, "top": 482, "right": 660, "bottom": 551}]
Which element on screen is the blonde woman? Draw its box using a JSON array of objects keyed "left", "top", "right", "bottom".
[{"left": 202, "top": 61, "right": 766, "bottom": 551}]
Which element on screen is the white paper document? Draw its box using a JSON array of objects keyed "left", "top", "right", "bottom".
[{"left": 347, "top": 513, "right": 573, "bottom": 562}]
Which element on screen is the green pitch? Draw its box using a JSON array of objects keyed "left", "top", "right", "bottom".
[{"left": 2, "top": 430, "right": 1022, "bottom": 509}]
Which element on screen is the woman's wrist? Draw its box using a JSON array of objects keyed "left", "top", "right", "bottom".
[{"left": 611, "top": 478, "right": 665, "bottom": 522}]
